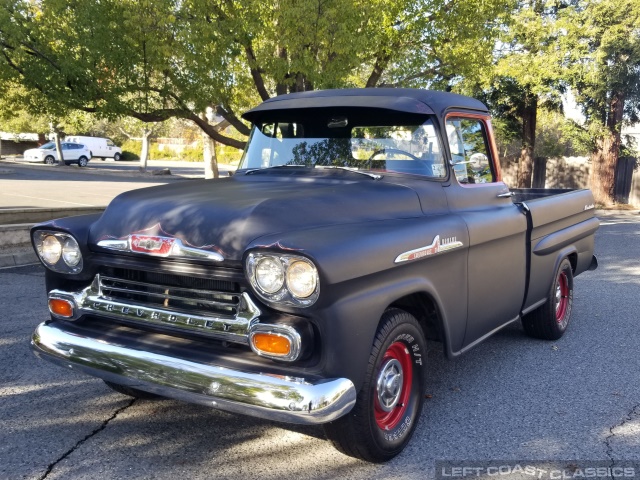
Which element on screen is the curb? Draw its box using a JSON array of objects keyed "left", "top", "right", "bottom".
[
  {"left": 0, "top": 249, "right": 38, "bottom": 269},
  {"left": 0, "top": 158, "right": 237, "bottom": 180}
]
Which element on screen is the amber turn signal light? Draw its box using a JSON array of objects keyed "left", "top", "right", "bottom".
[
  {"left": 49, "top": 298, "right": 74, "bottom": 318},
  {"left": 251, "top": 332, "right": 292, "bottom": 356}
]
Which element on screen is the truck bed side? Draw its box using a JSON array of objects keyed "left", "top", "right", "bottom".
[{"left": 511, "top": 188, "right": 599, "bottom": 314}]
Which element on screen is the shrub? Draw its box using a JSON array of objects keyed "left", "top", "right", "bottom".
[
  {"left": 181, "top": 144, "right": 205, "bottom": 162},
  {"left": 120, "top": 151, "right": 140, "bottom": 161}
]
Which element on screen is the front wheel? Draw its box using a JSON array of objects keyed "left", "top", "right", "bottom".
[
  {"left": 113, "top": 152, "right": 121, "bottom": 161},
  {"left": 44, "top": 156, "right": 55, "bottom": 165},
  {"left": 78, "top": 156, "right": 88, "bottom": 167},
  {"left": 522, "top": 258, "right": 574, "bottom": 340},
  {"left": 323, "top": 308, "right": 426, "bottom": 462}
]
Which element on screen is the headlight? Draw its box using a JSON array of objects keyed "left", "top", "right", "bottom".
[
  {"left": 255, "top": 257, "right": 285, "bottom": 293},
  {"left": 41, "top": 235, "right": 62, "bottom": 264},
  {"left": 62, "top": 237, "right": 82, "bottom": 267},
  {"left": 246, "top": 253, "right": 320, "bottom": 307},
  {"left": 33, "top": 230, "right": 83, "bottom": 273},
  {"left": 286, "top": 260, "right": 317, "bottom": 298}
]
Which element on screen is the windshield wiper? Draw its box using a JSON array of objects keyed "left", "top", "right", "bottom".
[
  {"left": 314, "top": 166, "right": 382, "bottom": 180},
  {"left": 244, "top": 165, "right": 309, "bottom": 175}
]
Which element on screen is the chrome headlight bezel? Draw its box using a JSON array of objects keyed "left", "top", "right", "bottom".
[
  {"left": 246, "top": 252, "right": 320, "bottom": 307},
  {"left": 32, "top": 230, "right": 83, "bottom": 274}
]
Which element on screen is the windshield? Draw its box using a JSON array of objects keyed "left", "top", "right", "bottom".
[
  {"left": 39, "top": 142, "right": 56, "bottom": 150},
  {"left": 239, "top": 118, "right": 446, "bottom": 178}
]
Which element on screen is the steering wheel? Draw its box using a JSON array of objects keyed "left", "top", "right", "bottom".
[{"left": 368, "top": 148, "right": 422, "bottom": 163}]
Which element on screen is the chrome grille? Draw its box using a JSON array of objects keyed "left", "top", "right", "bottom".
[
  {"left": 99, "top": 275, "right": 239, "bottom": 318},
  {"left": 67, "top": 272, "right": 261, "bottom": 343}
]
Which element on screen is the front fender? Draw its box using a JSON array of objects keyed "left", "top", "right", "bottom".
[{"left": 246, "top": 216, "right": 470, "bottom": 389}]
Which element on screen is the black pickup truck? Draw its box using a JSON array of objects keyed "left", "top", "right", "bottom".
[{"left": 30, "top": 89, "right": 599, "bottom": 462}]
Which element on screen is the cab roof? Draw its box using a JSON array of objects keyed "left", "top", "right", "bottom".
[{"left": 242, "top": 88, "right": 489, "bottom": 124}]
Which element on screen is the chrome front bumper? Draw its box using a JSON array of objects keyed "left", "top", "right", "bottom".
[{"left": 31, "top": 321, "right": 356, "bottom": 425}]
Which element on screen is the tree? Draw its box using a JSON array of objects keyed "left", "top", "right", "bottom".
[
  {"left": 1, "top": 0, "right": 513, "bottom": 156},
  {"left": 0, "top": 0, "right": 245, "bottom": 148},
  {"left": 116, "top": 117, "right": 169, "bottom": 172},
  {"left": 468, "top": 0, "right": 569, "bottom": 188},
  {"left": 561, "top": 0, "right": 640, "bottom": 204}
]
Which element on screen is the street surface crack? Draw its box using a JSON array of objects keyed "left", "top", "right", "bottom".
[
  {"left": 604, "top": 403, "right": 640, "bottom": 472},
  {"left": 37, "top": 399, "right": 136, "bottom": 480}
]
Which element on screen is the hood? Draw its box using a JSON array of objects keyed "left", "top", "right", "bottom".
[
  {"left": 88, "top": 172, "right": 423, "bottom": 261},
  {"left": 24, "top": 148, "right": 44, "bottom": 155}
]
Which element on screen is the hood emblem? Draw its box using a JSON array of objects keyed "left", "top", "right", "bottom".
[
  {"left": 395, "top": 235, "right": 463, "bottom": 263},
  {"left": 131, "top": 235, "right": 175, "bottom": 255},
  {"left": 97, "top": 235, "right": 224, "bottom": 262}
]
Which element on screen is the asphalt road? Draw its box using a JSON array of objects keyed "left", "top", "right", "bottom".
[
  {"left": 1, "top": 212, "right": 639, "bottom": 480},
  {"left": 0, "top": 160, "right": 232, "bottom": 209}
]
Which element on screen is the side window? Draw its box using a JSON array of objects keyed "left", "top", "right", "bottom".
[
  {"left": 445, "top": 117, "right": 495, "bottom": 184},
  {"left": 106, "top": 139, "right": 115, "bottom": 147}
]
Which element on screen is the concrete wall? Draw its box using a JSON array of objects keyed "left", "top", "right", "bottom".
[{"left": 0, "top": 139, "right": 39, "bottom": 156}]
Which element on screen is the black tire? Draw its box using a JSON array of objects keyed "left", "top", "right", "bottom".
[
  {"left": 522, "top": 258, "right": 574, "bottom": 340},
  {"left": 323, "top": 308, "right": 427, "bottom": 462},
  {"left": 44, "top": 155, "right": 55, "bottom": 165},
  {"left": 113, "top": 152, "right": 121, "bottom": 161},
  {"left": 78, "top": 156, "right": 88, "bottom": 167},
  {"left": 103, "top": 380, "right": 161, "bottom": 399}
]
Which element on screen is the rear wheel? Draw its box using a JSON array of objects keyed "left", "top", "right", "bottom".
[
  {"left": 44, "top": 156, "right": 55, "bottom": 165},
  {"left": 522, "top": 258, "right": 574, "bottom": 340},
  {"left": 78, "top": 156, "right": 88, "bottom": 167},
  {"left": 323, "top": 308, "right": 426, "bottom": 462},
  {"left": 103, "top": 380, "right": 161, "bottom": 399}
]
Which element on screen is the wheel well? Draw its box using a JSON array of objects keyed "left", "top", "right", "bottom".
[
  {"left": 567, "top": 252, "right": 577, "bottom": 273},
  {"left": 388, "top": 292, "right": 444, "bottom": 343}
]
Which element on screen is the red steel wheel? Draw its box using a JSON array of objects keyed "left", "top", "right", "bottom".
[
  {"left": 374, "top": 341, "right": 413, "bottom": 430},
  {"left": 323, "top": 308, "right": 427, "bottom": 462},
  {"left": 555, "top": 271, "right": 570, "bottom": 323},
  {"left": 522, "top": 257, "right": 574, "bottom": 340}
]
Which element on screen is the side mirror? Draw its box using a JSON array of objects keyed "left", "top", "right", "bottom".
[{"left": 469, "top": 152, "right": 488, "bottom": 165}]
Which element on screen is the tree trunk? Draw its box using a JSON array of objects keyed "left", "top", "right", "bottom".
[
  {"left": 54, "top": 131, "right": 65, "bottom": 166},
  {"left": 516, "top": 94, "right": 537, "bottom": 188},
  {"left": 589, "top": 134, "right": 618, "bottom": 205},
  {"left": 365, "top": 53, "right": 391, "bottom": 88},
  {"left": 0, "top": 139, "right": 3, "bottom": 159},
  {"left": 200, "top": 112, "right": 219, "bottom": 179},
  {"left": 589, "top": 91, "right": 625, "bottom": 205},
  {"left": 202, "top": 131, "right": 219, "bottom": 179},
  {"left": 276, "top": 46, "right": 288, "bottom": 96},
  {"left": 139, "top": 129, "right": 151, "bottom": 172}
]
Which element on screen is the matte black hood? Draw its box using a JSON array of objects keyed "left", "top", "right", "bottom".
[{"left": 88, "top": 173, "right": 423, "bottom": 261}]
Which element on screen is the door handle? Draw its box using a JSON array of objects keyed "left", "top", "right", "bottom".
[{"left": 497, "top": 192, "right": 515, "bottom": 198}]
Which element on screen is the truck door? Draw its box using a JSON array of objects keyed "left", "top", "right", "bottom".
[
  {"left": 443, "top": 114, "right": 527, "bottom": 349},
  {"left": 106, "top": 139, "right": 115, "bottom": 157}
]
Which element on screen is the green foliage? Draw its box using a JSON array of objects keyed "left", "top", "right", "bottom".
[
  {"left": 535, "top": 110, "right": 590, "bottom": 158},
  {"left": 180, "top": 145, "right": 204, "bottom": 162},
  {"left": 121, "top": 139, "right": 142, "bottom": 157},
  {"left": 561, "top": 0, "right": 640, "bottom": 128}
]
